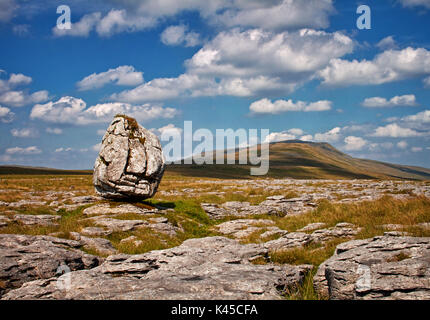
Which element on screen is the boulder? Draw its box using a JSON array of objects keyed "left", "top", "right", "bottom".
[
  {"left": 313, "top": 234, "right": 430, "bottom": 300},
  {"left": 93, "top": 115, "right": 165, "bottom": 200},
  {"left": 2, "top": 237, "right": 312, "bottom": 300}
]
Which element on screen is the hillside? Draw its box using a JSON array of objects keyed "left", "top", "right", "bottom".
[
  {"left": 166, "top": 140, "right": 430, "bottom": 180},
  {"left": 1, "top": 140, "right": 429, "bottom": 180}
]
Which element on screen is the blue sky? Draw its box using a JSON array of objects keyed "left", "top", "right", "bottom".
[{"left": 0, "top": 0, "right": 429, "bottom": 169}]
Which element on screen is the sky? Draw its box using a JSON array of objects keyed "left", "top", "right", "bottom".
[{"left": 0, "top": 0, "right": 430, "bottom": 170}]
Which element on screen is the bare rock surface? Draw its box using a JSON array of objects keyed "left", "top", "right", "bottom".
[
  {"left": 2, "top": 237, "right": 312, "bottom": 300},
  {"left": 13, "top": 214, "right": 61, "bottom": 227},
  {"left": 93, "top": 115, "right": 165, "bottom": 200},
  {"left": 202, "top": 196, "right": 315, "bottom": 220},
  {"left": 69, "top": 232, "right": 118, "bottom": 256},
  {"left": 83, "top": 203, "right": 158, "bottom": 216},
  {"left": 313, "top": 235, "right": 430, "bottom": 300},
  {"left": 80, "top": 227, "right": 112, "bottom": 237},
  {"left": 0, "top": 234, "right": 102, "bottom": 297},
  {"left": 215, "top": 219, "right": 276, "bottom": 239},
  {"left": 0, "top": 216, "right": 11, "bottom": 227}
]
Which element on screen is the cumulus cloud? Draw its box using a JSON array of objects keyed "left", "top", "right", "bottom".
[
  {"left": 150, "top": 123, "right": 183, "bottom": 138},
  {"left": 376, "top": 36, "right": 397, "bottom": 51},
  {"left": 113, "top": 28, "right": 353, "bottom": 102},
  {"left": 313, "top": 127, "right": 341, "bottom": 142},
  {"left": 55, "top": 147, "right": 73, "bottom": 153},
  {"left": 249, "top": 98, "right": 332, "bottom": 115},
  {"left": 11, "top": 128, "right": 38, "bottom": 138},
  {"left": 5, "top": 146, "right": 42, "bottom": 155},
  {"left": 0, "top": 71, "right": 49, "bottom": 107},
  {"left": 30, "top": 96, "right": 179, "bottom": 125},
  {"left": 53, "top": 0, "right": 335, "bottom": 38},
  {"left": 264, "top": 128, "right": 305, "bottom": 143},
  {"left": 371, "top": 123, "right": 423, "bottom": 137},
  {"left": 161, "top": 25, "right": 201, "bottom": 47},
  {"left": 397, "top": 140, "right": 408, "bottom": 149},
  {"left": 344, "top": 136, "right": 367, "bottom": 151},
  {"left": 318, "top": 47, "right": 430, "bottom": 86},
  {"left": 362, "top": 94, "right": 417, "bottom": 107},
  {"left": 53, "top": 10, "right": 155, "bottom": 37},
  {"left": 0, "top": 106, "right": 14, "bottom": 123},
  {"left": 77, "top": 65, "right": 144, "bottom": 91}
]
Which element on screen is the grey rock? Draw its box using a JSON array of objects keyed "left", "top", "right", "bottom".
[
  {"left": 13, "top": 214, "right": 61, "bottom": 227},
  {"left": 264, "top": 232, "right": 312, "bottom": 251},
  {"left": 69, "top": 232, "right": 117, "bottom": 256},
  {"left": 298, "top": 222, "right": 326, "bottom": 232},
  {"left": 93, "top": 115, "right": 165, "bottom": 200},
  {"left": 310, "top": 223, "right": 360, "bottom": 244},
  {"left": 80, "top": 227, "right": 112, "bottom": 237},
  {"left": 83, "top": 203, "right": 158, "bottom": 216},
  {"left": 215, "top": 219, "right": 275, "bottom": 239},
  {"left": 313, "top": 235, "right": 430, "bottom": 300},
  {"left": 3, "top": 237, "right": 312, "bottom": 300},
  {"left": 88, "top": 216, "right": 148, "bottom": 232},
  {"left": 0, "top": 234, "right": 102, "bottom": 296},
  {"left": 0, "top": 216, "right": 11, "bottom": 227}
]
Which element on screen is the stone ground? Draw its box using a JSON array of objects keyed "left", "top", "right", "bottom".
[{"left": 0, "top": 175, "right": 429, "bottom": 299}]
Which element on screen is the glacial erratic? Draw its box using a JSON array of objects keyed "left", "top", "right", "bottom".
[{"left": 93, "top": 115, "right": 165, "bottom": 200}]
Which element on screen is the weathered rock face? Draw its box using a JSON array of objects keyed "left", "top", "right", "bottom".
[
  {"left": 313, "top": 234, "right": 430, "bottom": 300},
  {"left": 0, "top": 234, "right": 102, "bottom": 297},
  {"left": 93, "top": 115, "right": 165, "bottom": 200},
  {"left": 2, "top": 237, "right": 312, "bottom": 300}
]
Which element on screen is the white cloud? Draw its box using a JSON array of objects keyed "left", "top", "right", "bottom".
[
  {"left": 5, "top": 146, "right": 42, "bottom": 155},
  {"left": 314, "top": 127, "right": 342, "bottom": 143},
  {"left": 344, "top": 136, "right": 367, "bottom": 151},
  {"left": 112, "top": 28, "right": 353, "bottom": 102},
  {"left": 399, "top": 0, "right": 430, "bottom": 9},
  {"left": 92, "top": 143, "right": 101, "bottom": 152},
  {"left": 77, "top": 65, "right": 144, "bottom": 91},
  {"left": 30, "top": 96, "right": 179, "bottom": 125},
  {"left": 250, "top": 98, "right": 332, "bottom": 115},
  {"left": 299, "top": 134, "right": 313, "bottom": 141},
  {"left": 411, "top": 146, "right": 423, "bottom": 152},
  {"left": 376, "top": 36, "right": 397, "bottom": 51},
  {"left": 46, "top": 127, "right": 63, "bottom": 135},
  {"left": 97, "top": 129, "right": 106, "bottom": 136},
  {"left": 55, "top": 147, "right": 73, "bottom": 153},
  {"left": 150, "top": 123, "right": 183, "bottom": 138},
  {"left": 0, "top": 106, "right": 14, "bottom": 123},
  {"left": 0, "top": 71, "right": 49, "bottom": 107},
  {"left": 161, "top": 25, "right": 200, "bottom": 47},
  {"left": 12, "top": 24, "right": 30, "bottom": 36},
  {"left": 319, "top": 47, "right": 430, "bottom": 86},
  {"left": 53, "top": 10, "right": 155, "bottom": 37},
  {"left": 397, "top": 141, "right": 408, "bottom": 149},
  {"left": 264, "top": 128, "right": 304, "bottom": 143},
  {"left": 362, "top": 94, "right": 417, "bottom": 107},
  {"left": 52, "top": 1, "right": 335, "bottom": 38},
  {"left": 11, "top": 128, "right": 38, "bottom": 138},
  {"left": 371, "top": 123, "right": 423, "bottom": 137}
]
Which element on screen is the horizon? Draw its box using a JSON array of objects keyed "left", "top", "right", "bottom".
[{"left": 0, "top": 0, "right": 430, "bottom": 170}]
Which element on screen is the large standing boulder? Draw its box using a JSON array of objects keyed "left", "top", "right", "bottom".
[{"left": 93, "top": 115, "right": 165, "bottom": 200}]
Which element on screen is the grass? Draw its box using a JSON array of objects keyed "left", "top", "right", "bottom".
[{"left": 0, "top": 173, "right": 429, "bottom": 300}]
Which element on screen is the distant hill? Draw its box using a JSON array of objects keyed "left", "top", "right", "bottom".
[
  {"left": 0, "top": 165, "right": 92, "bottom": 175},
  {"left": 1, "top": 141, "right": 429, "bottom": 180},
  {"left": 166, "top": 140, "right": 430, "bottom": 180}
]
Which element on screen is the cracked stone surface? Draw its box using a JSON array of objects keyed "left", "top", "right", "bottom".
[
  {"left": 69, "top": 232, "right": 118, "bottom": 256},
  {"left": 0, "top": 234, "right": 102, "bottom": 297},
  {"left": 83, "top": 203, "right": 159, "bottom": 216},
  {"left": 2, "top": 237, "right": 312, "bottom": 300},
  {"left": 93, "top": 115, "right": 165, "bottom": 200},
  {"left": 12, "top": 214, "right": 61, "bottom": 227},
  {"left": 313, "top": 234, "right": 430, "bottom": 300}
]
